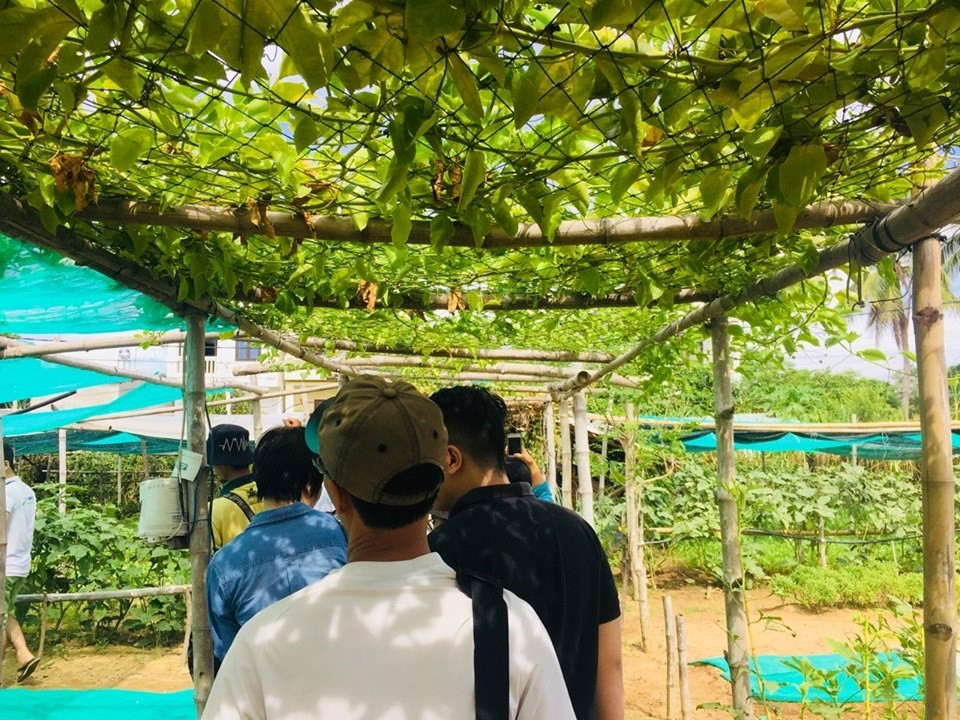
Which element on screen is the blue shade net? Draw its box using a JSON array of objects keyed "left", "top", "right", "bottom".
[
  {"left": 0, "top": 689, "right": 194, "bottom": 720},
  {"left": 694, "top": 654, "right": 921, "bottom": 703},
  {"left": 0, "top": 234, "right": 186, "bottom": 334}
]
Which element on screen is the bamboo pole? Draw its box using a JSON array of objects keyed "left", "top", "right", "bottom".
[
  {"left": 551, "top": 167, "right": 960, "bottom": 395},
  {"left": 57, "top": 428, "right": 67, "bottom": 514},
  {"left": 913, "top": 237, "right": 956, "bottom": 720},
  {"left": 676, "top": 614, "right": 693, "bottom": 720},
  {"left": 663, "top": 595, "right": 677, "bottom": 720},
  {"left": 38, "top": 597, "right": 48, "bottom": 659},
  {"left": 79, "top": 198, "right": 895, "bottom": 248},
  {"left": 185, "top": 313, "right": 213, "bottom": 716},
  {"left": 559, "top": 398, "right": 573, "bottom": 510},
  {"left": 624, "top": 403, "right": 649, "bottom": 651},
  {"left": 0, "top": 418, "right": 8, "bottom": 688},
  {"left": 0, "top": 337, "right": 265, "bottom": 396},
  {"left": 599, "top": 396, "right": 613, "bottom": 493},
  {"left": 583, "top": 412, "right": 960, "bottom": 433},
  {"left": 573, "top": 391, "right": 595, "bottom": 527},
  {"left": 0, "top": 331, "right": 230, "bottom": 359},
  {"left": 116, "top": 455, "right": 123, "bottom": 506},
  {"left": 544, "top": 399, "right": 557, "bottom": 496},
  {"left": 16, "top": 585, "right": 190, "bottom": 604},
  {"left": 182, "top": 588, "right": 193, "bottom": 668},
  {"left": 711, "top": 316, "right": 753, "bottom": 720},
  {"left": 140, "top": 439, "right": 150, "bottom": 480}
]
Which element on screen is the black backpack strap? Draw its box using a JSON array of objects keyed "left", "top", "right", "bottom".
[
  {"left": 222, "top": 491, "right": 255, "bottom": 521},
  {"left": 456, "top": 570, "right": 509, "bottom": 720}
]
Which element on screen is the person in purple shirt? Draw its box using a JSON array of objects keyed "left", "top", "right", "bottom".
[{"left": 206, "top": 425, "right": 347, "bottom": 670}]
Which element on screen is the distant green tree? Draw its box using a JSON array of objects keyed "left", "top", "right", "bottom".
[{"left": 734, "top": 368, "right": 901, "bottom": 423}]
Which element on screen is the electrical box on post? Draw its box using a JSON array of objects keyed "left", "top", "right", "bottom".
[{"left": 137, "top": 449, "right": 203, "bottom": 545}]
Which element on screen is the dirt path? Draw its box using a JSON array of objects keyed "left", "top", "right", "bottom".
[{"left": 4, "top": 585, "right": 881, "bottom": 718}]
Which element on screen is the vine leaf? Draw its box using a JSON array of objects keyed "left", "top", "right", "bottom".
[
  {"left": 458, "top": 151, "right": 485, "bottom": 211},
  {"left": 110, "top": 128, "right": 153, "bottom": 172},
  {"left": 405, "top": 0, "right": 465, "bottom": 40},
  {"left": 448, "top": 53, "right": 483, "bottom": 118}
]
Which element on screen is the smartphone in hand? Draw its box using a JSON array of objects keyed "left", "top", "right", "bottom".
[{"left": 507, "top": 433, "right": 522, "bottom": 455}]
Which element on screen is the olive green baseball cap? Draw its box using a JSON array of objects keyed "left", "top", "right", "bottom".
[{"left": 318, "top": 375, "right": 448, "bottom": 506}]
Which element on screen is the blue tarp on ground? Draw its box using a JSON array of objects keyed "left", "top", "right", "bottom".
[
  {"left": 694, "top": 653, "right": 922, "bottom": 703},
  {"left": 0, "top": 689, "right": 194, "bottom": 720}
]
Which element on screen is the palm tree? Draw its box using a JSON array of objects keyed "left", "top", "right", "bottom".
[{"left": 861, "top": 241, "right": 959, "bottom": 420}]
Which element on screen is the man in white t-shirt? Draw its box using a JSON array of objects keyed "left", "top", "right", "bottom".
[
  {"left": 3, "top": 442, "right": 39, "bottom": 683},
  {"left": 204, "top": 376, "right": 575, "bottom": 720}
]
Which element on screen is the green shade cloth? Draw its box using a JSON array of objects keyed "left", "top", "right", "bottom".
[
  {"left": 694, "top": 653, "right": 921, "bottom": 703},
  {"left": 678, "top": 429, "right": 960, "bottom": 461},
  {"left": 6, "top": 429, "right": 182, "bottom": 455},
  {"left": 2, "top": 383, "right": 182, "bottom": 437},
  {"left": 0, "top": 689, "right": 194, "bottom": 720},
  {"left": 0, "top": 357, "right": 128, "bottom": 403},
  {"left": 0, "top": 234, "right": 185, "bottom": 334}
]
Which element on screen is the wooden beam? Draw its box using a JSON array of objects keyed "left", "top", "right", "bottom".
[
  {"left": 551, "top": 167, "right": 960, "bottom": 395},
  {"left": 710, "top": 316, "right": 753, "bottom": 719},
  {"left": 79, "top": 198, "right": 897, "bottom": 248},
  {"left": 913, "top": 238, "right": 956, "bottom": 720},
  {"left": 243, "top": 287, "right": 717, "bottom": 311}
]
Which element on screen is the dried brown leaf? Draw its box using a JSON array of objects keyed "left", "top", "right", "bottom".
[{"left": 357, "top": 280, "right": 378, "bottom": 312}]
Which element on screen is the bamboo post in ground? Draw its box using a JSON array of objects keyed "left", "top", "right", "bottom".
[
  {"left": 573, "top": 390, "right": 595, "bottom": 527},
  {"left": 818, "top": 518, "right": 827, "bottom": 568},
  {"left": 624, "top": 403, "right": 649, "bottom": 649},
  {"left": 58, "top": 428, "right": 67, "bottom": 514},
  {"left": 252, "top": 398, "right": 263, "bottom": 440},
  {"left": 663, "top": 595, "right": 677, "bottom": 720},
  {"left": 559, "top": 397, "right": 573, "bottom": 510},
  {"left": 140, "top": 439, "right": 149, "bottom": 480},
  {"left": 599, "top": 396, "right": 613, "bottom": 493},
  {"left": 710, "top": 316, "right": 753, "bottom": 719},
  {"left": 116, "top": 455, "right": 123, "bottom": 506},
  {"left": 182, "top": 587, "right": 193, "bottom": 667},
  {"left": 913, "top": 237, "right": 957, "bottom": 720},
  {"left": 544, "top": 399, "right": 557, "bottom": 496},
  {"left": 185, "top": 313, "right": 213, "bottom": 716},
  {"left": 38, "top": 596, "right": 48, "bottom": 658},
  {"left": 676, "top": 614, "right": 693, "bottom": 720}
]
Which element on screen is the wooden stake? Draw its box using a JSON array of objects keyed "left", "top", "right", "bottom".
[
  {"left": 182, "top": 588, "right": 193, "bottom": 668},
  {"left": 116, "top": 455, "right": 123, "bottom": 506},
  {"left": 624, "top": 403, "right": 649, "bottom": 650},
  {"left": 711, "top": 316, "right": 753, "bottom": 719},
  {"left": 676, "top": 614, "right": 693, "bottom": 720},
  {"left": 185, "top": 313, "right": 213, "bottom": 716},
  {"left": 58, "top": 428, "right": 67, "bottom": 515},
  {"left": 663, "top": 595, "right": 677, "bottom": 720},
  {"left": 913, "top": 237, "right": 956, "bottom": 720},
  {"left": 818, "top": 518, "right": 827, "bottom": 568},
  {"left": 38, "top": 596, "right": 48, "bottom": 659},
  {"left": 559, "top": 398, "right": 573, "bottom": 510},
  {"left": 573, "top": 390, "right": 595, "bottom": 527},
  {"left": 544, "top": 399, "right": 558, "bottom": 496}
]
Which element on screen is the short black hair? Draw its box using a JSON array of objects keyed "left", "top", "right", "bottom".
[
  {"left": 430, "top": 386, "right": 507, "bottom": 473},
  {"left": 504, "top": 456, "right": 532, "bottom": 485},
  {"left": 253, "top": 426, "right": 323, "bottom": 503},
  {"left": 337, "top": 464, "right": 441, "bottom": 529},
  {"left": 2, "top": 442, "right": 13, "bottom": 470}
]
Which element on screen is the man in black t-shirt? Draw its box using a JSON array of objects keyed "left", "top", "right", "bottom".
[{"left": 428, "top": 386, "right": 623, "bottom": 720}]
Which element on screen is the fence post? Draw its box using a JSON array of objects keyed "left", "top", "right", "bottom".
[
  {"left": 913, "top": 236, "right": 956, "bottom": 720},
  {"left": 711, "top": 315, "right": 753, "bottom": 719},
  {"left": 559, "top": 397, "right": 573, "bottom": 510},
  {"left": 573, "top": 390, "right": 594, "bottom": 527},
  {"left": 185, "top": 313, "right": 213, "bottom": 716}
]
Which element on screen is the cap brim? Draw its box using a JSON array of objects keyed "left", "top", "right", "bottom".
[{"left": 305, "top": 398, "right": 335, "bottom": 455}]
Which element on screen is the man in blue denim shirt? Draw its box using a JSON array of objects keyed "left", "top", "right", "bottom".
[{"left": 206, "top": 425, "right": 347, "bottom": 669}]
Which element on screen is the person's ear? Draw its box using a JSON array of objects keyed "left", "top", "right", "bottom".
[
  {"left": 446, "top": 445, "right": 464, "bottom": 475},
  {"left": 323, "top": 478, "right": 351, "bottom": 515}
]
